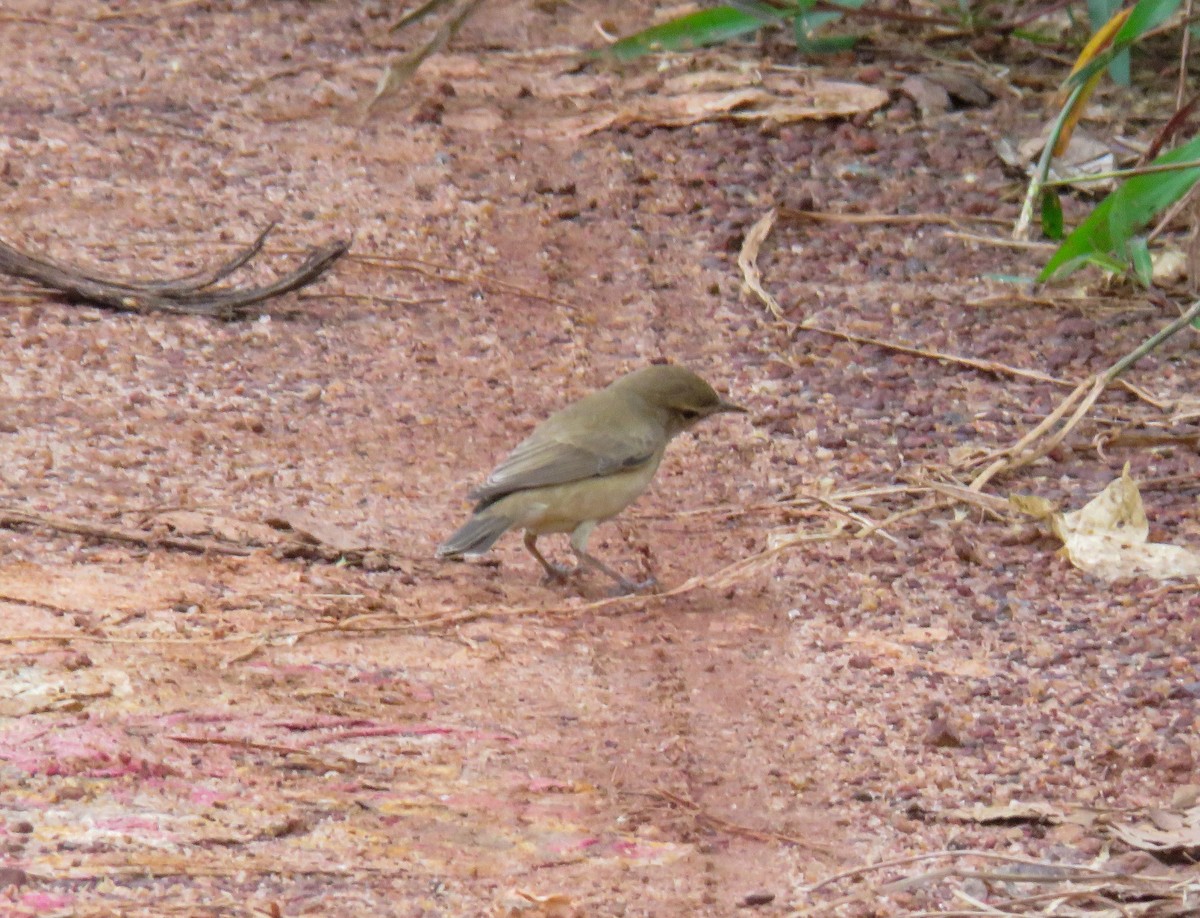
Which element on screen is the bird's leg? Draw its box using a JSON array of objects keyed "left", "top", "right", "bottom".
[
  {"left": 572, "top": 549, "right": 657, "bottom": 595},
  {"left": 523, "top": 531, "right": 573, "bottom": 582},
  {"left": 569, "top": 523, "right": 657, "bottom": 595}
]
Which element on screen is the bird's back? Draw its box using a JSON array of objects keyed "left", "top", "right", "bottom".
[{"left": 469, "top": 387, "right": 666, "bottom": 508}]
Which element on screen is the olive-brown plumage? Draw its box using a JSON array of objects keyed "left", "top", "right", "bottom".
[{"left": 437, "top": 364, "right": 745, "bottom": 591}]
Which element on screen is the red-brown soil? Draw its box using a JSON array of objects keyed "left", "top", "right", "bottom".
[{"left": 1, "top": 2, "right": 1198, "bottom": 915}]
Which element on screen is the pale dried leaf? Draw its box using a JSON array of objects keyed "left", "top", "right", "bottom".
[
  {"left": 156, "top": 510, "right": 214, "bottom": 537},
  {"left": 1018, "top": 467, "right": 1200, "bottom": 582},
  {"left": 385, "top": 56, "right": 886, "bottom": 136},
  {"left": 533, "top": 77, "right": 887, "bottom": 138},
  {"left": 494, "top": 889, "right": 576, "bottom": 918},
  {"left": 925, "top": 69, "right": 992, "bottom": 107},
  {"left": 0, "top": 668, "right": 130, "bottom": 717},
  {"left": 898, "top": 75, "right": 950, "bottom": 118},
  {"left": 738, "top": 209, "right": 781, "bottom": 319},
  {"left": 1055, "top": 466, "right": 1148, "bottom": 542},
  {"left": 1009, "top": 493, "right": 1057, "bottom": 519},
  {"left": 267, "top": 510, "right": 367, "bottom": 553},
  {"left": 1062, "top": 533, "right": 1200, "bottom": 581},
  {"left": 1152, "top": 247, "right": 1188, "bottom": 284},
  {"left": 1107, "top": 805, "right": 1200, "bottom": 853},
  {"left": 157, "top": 510, "right": 279, "bottom": 545},
  {"left": 998, "top": 128, "right": 1117, "bottom": 192},
  {"left": 944, "top": 801, "right": 1066, "bottom": 824},
  {"left": 1172, "top": 785, "right": 1200, "bottom": 809}
]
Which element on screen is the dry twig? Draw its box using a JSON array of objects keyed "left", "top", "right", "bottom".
[
  {"left": 0, "top": 225, "right": 348, "bottom": 318},
  {"left": 0, "top": 504, "right": 416, "bottom": 574},
  {"left": 793, "top": 848, "right": 1155, "bottom": 917},
  {"left": 965, "top": 298, "right": 1200, "bottom": 491},
  {"left": 0, "top": 506, "right": 254, "bottom": 557}
]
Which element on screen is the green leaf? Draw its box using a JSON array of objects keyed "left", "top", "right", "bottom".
[
  {"left": 603, "top": 0, "right": 866, "bottom": 61},
  {"left": 983, "top": 273, "right": 1037, "bottom": 284},
  {"left": 1086, "top": 0, "right": 1123, "bottom": 28},
  {"left": 797, "top": 9, "right": 841, "bottom": 33},
  {"left": 796, "top": 32, "right": 858, "bottom": 52},
  {"left": 1087, "top": 0, "right": 1129, "bottom": 85},
  {"left": 727, "top": 0, "right": 801, "bottom": 20},
  {"left": 1112, "top": 0, "right": 1181, "bottom": 46},
  {"left": 1041, "top": 188, "right": 1064, "bottom": 239},
  {"left": 1012, "top": 27, "right": 1062, "bottom": 44},
  {"left": 602, "top": 7, "right": 774, "bottom": 60},
  {"left": 1066, "top": 0, "right": 1182, "bottom": 90},
  {"left": 1082, "top": 250, "right": 1133, "bottom": 275},
  {"left": 793, "top": 5, "right": 860, "bottom": 54},
  {"left": 1129, "top": 237, "right": 1153, "bottom": 286},
  {"left": 1104, "top": 44, "right": 1130, "bottom": 88},
  {"left": 1106, "top": 183, "right": 1135, "bottom": 257},
  {"left": 1040, "top": 136, "right": 1200, "bottom": 281}
]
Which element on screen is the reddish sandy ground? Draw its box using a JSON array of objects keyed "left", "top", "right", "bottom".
[{"left": 1, "top": 2, "right": 1198, "bottom": 915}]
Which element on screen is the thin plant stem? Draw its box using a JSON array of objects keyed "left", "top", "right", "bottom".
[
  {"left": 1103, "top": 297, "right": 1200, "bottom": 382},
  {"left": 1014, "top": 80, "right": 1087, "bottom": 239},
  {"left": 1042, "top": 157, "right": 1200, "bottom": 187},
  {"left": 1179, "top": 0, "right": 1195, "bottom": 109}
]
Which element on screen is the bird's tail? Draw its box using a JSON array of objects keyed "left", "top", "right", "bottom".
[{"left": 436, "top": 509, "right": 514, "bottom": 558}]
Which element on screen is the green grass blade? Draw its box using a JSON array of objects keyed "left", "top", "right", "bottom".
[
  {"left": 1129, "top": 237, "right": 1154, "bottom": 286},
  {"left": 794, "top": 9, "right": 855, "bottom": 53},
  {"left": 1066, "top": 0, "right": 1182, "bottom": 90},
  {"left": 1039, "top": 136, "right": 1200, "bottom": 281},
  {"left": 1041, "top": 189, "right": 1065, "bottom": 239},
  {"left": 1087, "top": 0, "right": 1129, "bottom": 85},
  {"left": 728, "top": 0, "right": 806, "bottom": 18},
  {"left": 1112, "top": 0, "right": 1181, "bottom": 45},
  {"left": 602, "top": 7, "right": 778, "bottom": 60}
]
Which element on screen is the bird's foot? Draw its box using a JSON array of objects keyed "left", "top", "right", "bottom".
[
  {"left": 539, "top": 562, "right": 577, "bottom": 585},
  {"left": 608, "top": 575, "right": 659, "bottom": 597}
]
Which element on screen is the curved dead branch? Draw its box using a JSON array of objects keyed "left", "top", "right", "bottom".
[{"left": 0, "top": 224, "right": 349, "bottom": 318}]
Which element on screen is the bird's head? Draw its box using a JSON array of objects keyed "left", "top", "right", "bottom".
[{"left": 615, "top": 364, "right": 746, "bottom": 438}]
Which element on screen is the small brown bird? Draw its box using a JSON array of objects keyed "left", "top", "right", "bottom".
[{"left": 436, "top": 364, "right": 746, "bottom": 592}]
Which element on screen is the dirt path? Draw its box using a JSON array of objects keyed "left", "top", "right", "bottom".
[{"left": 1, "top": 2, "right": 1198, "bottom": 915}]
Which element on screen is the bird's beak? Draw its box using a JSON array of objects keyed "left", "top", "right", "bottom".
[{"left": 716, "top": 399, "right": 748, "bottom": 414}]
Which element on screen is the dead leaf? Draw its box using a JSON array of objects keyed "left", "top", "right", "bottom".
[
  {"left": 1107, "top": 804, "right": 1200, "bottom": 853},
  {"left": 1152, "top": 248, "right": 1188, "bottom": 285},
  {"left": 363, "top": 0, "right": 485, "bottom": 120},
  {"left": 541, "top": 81, "right": 886, "bottom": 138},
  {"left": 0, "top": 668, "right": 130, "bottom": 717},
  {"left": 157, "top": 510, "right": 278, "bottom": 545},
  {"left": 1015, "top": 466, "right": 1200, "bottom": 582},
  {"left": 898, "top": 75, "right": 950, "bottom": 118},
  {"left": 996, "top": 128, "right": 1117, "bottom": 193},
  {"left": 375, "top": 54, "right": 886, "bottom": 137},
  {"left": 156, "top": 510, "right": 213, "bottom": 537},
  {"left": 925, "top": 69, "right": 992, "bottom": 107},
  {"left": 923, "top": 718, "right": 962, "bottom": 748},
  {"left": 1008, "top": 493, "right": 1057, "bottom": 519},
  {"left": 1054, "top": 5, "right": 1132, "bottom": 156},
  {"left": 738, "top": 209, "right": 781, "bottom": 319},
  {"left": 1171, "top": 785, "right": 1200, "bottom": 809},
  {"left": 494, "top": 889, "right": 576, "bottom": 917},
  {"left": 264, "top": 510, "right": 367, "bottom": 553},
  {"left": 944, "top": 801, "right": 1066, "bottom": 824}
]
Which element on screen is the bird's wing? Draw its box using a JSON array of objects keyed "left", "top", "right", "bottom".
[{"left": 470, "top": 405, "right": 662, "bottom": 505}]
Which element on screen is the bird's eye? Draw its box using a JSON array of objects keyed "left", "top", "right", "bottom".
[{"left": 679, "top": 409, "right": 700, "bottom": 421}]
